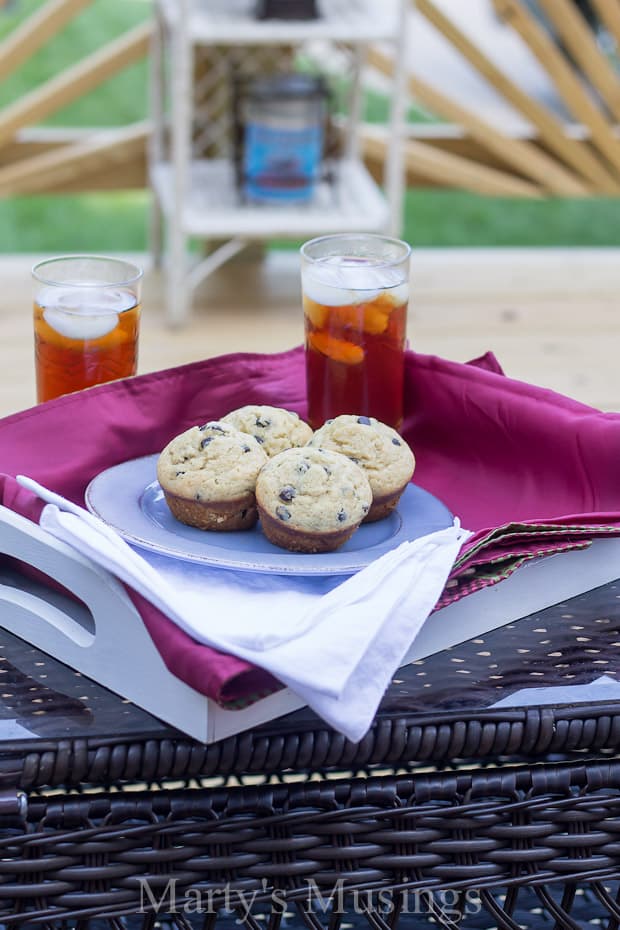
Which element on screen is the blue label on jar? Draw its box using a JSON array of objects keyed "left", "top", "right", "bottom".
[{"left": 243, "top": 122, "right": 323, "bottom": 202}]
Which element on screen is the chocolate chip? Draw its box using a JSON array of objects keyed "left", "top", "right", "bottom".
[
  {"left": 199, "top": 424, "right": 208, "bottom": 431},
  {"left": 323, "top": 466, "right": 332, "bottom": 476},
  {"left": 392, "top": 437, "right": 402, "bottom": 446},
  {"left": 337, "top": 508, "right": 347, "bottom": 522},
  {"left": 362, "top": 503, "right": 369, "bottom": 513},
  {"left": 276, "top": 505, "right": 291, "bottom": 521},
  {"left": 279, "top": 485, "right": 296, "bottom": 502},
  {"left": 254, "top": 435, "right": 265, "bottom": 444},
  {"left": 175, "top": 470, "right": 185, "bottom": 476},
  {"left": 298, "top": 461, "right": 310, "bottom": 474},
  {"left": 326, "top": 418, "right": 334, "bottom": 424},
  {"left": 200, "top": 437, "right": 212, "bottom": 448},
  {"left": 242, "top": 444, "right": 252, "bottom": 453},
  {"left": 349, "top": 457, "right": 360, "bottom": 464},
  {"left": 195, "top": 492, "right": 202, "bottom": 501},
  {"left": 209, "top": 424, "right": 225, "bottom": 432},
  {"left": 256, "top": 416, "right": 271, "bottom": 428},
  {"left": 357, "top": 416, "right": 372, "bottom": 425}
]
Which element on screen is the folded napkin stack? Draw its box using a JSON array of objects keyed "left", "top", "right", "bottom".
[
  {"left": 438, "top": 516, "right": 620, "bottom": 609},
  {"left": 2, "top": 346, "right": 620, "bottom": 740}
]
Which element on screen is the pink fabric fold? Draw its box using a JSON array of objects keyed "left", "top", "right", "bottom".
[
  {"left": 126, "top": 590, "right": 280, "bottom": 707},
  {"left": 0, "top": 349, "right": 307, "bottom": 504},
  {"left": 0, "top": 475, "right": 281, "bottom": 708},
  {"left": 0, "top": 474, "right": 45, "bottom": 524},
  {"left": 403, "top": 351, "right": 620, "bottom": 530},
  {"left": 2, "top": 345, "right": 620, "bottom": 710}
]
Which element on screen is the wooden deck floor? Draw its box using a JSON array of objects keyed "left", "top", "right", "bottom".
[{"left": 1, "top": 248, "right": 619, "bottom": 419}]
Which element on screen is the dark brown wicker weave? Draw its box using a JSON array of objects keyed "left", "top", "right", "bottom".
[{"left": 1, "top": 573, "right": 620, "bottom": 928}]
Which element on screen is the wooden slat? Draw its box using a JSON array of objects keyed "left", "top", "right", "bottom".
[
  {"left": 537, "top": 0, "right": 620, "bottom": 121},
  {"left": 0, "top": 0, "right": 92, "bottom": 81},
  {"left": 404, "top": 124, "right": 615, "bottom": 184},
  {"left": 416, "top": 0, "right": 620, "bottom": 193},
  {"left": 368, "top": 45, "right": 586, "bottom": 196},
  {"left": 0, "top": 128, "right": 88, "bottom": 168},
  {"left": 494, "top": 0, "right": 620, "bottom": 179},
  {"left": 0, "top": 122, "right": 149, "bottom": 195},
  {"left": 406, "top": 122, "right": 613, "bottom": 158},
  {"left": 54, "top": 153, "right": 146, "bottom": 191},
  {"left": 2, "top": 123, "right": 597, "bottom": 184},
  {"left": 409, "top": 123, "right": 522, "bottom": 174},
  {"left": 364, "top": 125, "right": 506, "bottom": 187},
  {"left": 590, "top": 0, "right": 620, "bottom": 50},
  {"left": 408, "top": 78, "right": 586, "bottom": 196},
  {"left": 361, "top": 127, "right": 542, "bottom": 197},
  {"left": 0, "top": 21, "right": 151, "bottom": 150}
]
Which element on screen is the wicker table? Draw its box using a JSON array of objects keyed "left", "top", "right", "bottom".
[{"left": 1, "top": 577, "right": 620, "bottom": 929}]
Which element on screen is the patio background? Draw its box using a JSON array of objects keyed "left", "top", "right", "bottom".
[
  {"left": 0, "top": 0, "right": 619, "bottom": 417},
  {"left": 1, "top": 0, "right": 619, "bottom": 253}
]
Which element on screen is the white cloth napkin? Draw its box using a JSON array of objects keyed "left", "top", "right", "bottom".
[{"left": 18, "top": 475, "right": 471, "bottom": 741}]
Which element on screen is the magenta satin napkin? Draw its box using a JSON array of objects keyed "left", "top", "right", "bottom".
[{"left": 2, "top": 346, "right": 620, "bottom": 710}]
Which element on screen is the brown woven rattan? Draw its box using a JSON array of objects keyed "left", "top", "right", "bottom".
[
  {"left": 1, "top": 578, "right": 620, "bottom": 926},
  {"left": 1, "top": 760, "right": 620, "bottom": 927},
  {"left": 3, "top": 701, "right": 620, "bottom": 792}
]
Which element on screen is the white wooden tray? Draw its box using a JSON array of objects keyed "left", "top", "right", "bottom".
[
  {"left": 2, "top": 503, "right": 620, "bottom": 743},
  {"left": 0, "top": 504, "right": 305, "bottom": 743}
]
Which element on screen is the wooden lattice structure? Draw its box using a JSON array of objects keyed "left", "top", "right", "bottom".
[{"left": 0, "top": 0, "right": 619, "bottom": 199}]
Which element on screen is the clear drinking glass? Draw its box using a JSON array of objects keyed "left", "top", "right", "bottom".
[
  {"left": 32, "top": 255, "right": 142, "bottom": 403},
  {"left": 301, "top": 233, "right": 411, "bottom": 430}
]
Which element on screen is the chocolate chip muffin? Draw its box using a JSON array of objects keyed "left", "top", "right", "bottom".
[
  {"left": 255, "top": 447, "right": 372, "bottom": 553},
  {"left": 307, "top": 415, "right": 415, "bottom": 522},
  {"left": 221, "top": 404, "right": 312, "bottom": 457},
  {"left": 157, "top": 421, "right": 268, "bottom": 531}
]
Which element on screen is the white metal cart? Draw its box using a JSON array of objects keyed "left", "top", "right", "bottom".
[{"left": 149, "top": 0, "right": 409, "bottom": 325}]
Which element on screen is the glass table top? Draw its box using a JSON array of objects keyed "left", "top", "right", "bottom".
[{"left": 0, "top": 567, "right": 619, "bottom": 746}]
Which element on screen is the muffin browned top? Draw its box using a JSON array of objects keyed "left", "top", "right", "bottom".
[
  {"left": 157, "top": 421, "right": 267, "bottom": 503},
  {"left": 307, "top": 415, "right": 415, "bottom": 497},
  {"left": 256, "top": 446, "right": 372, "bottom": 533},
  {"left": 222, "top": 405, "right": 312, "bottom": 457}
]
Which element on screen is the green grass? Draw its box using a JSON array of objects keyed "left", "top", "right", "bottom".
[
  {"left": 0, "top": 0, "right": 149, "bottom": 125},
  {"left": 0, "top": 0, "right": 619, "bottom": 251},
  {"left": 0, "top": 0, "right": 150, "bottom": 251},
  {"left": 5, "top": 190, "right": 620, "bottom": 253},
  {"left": 0, "top": 191, "right": 150, "bottom": 252},
  {"left": 401, "top": 190, "right": 620, "bottom": 247}
]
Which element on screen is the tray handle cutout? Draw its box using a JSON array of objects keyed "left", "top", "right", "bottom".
[{"left": 0, "top": 504, "right": 138, "bottom": 659}]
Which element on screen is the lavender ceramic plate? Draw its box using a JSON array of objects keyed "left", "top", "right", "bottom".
[{"left": 85, "top": 454, "right": 453, "bottom": 576}]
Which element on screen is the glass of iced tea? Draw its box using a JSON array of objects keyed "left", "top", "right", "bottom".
[
  {"left": 32, "top": 255, "right": 142, "bottom": 403},
  {"left": 301, "top": 233, "right": 411, "bottom": 430}
]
